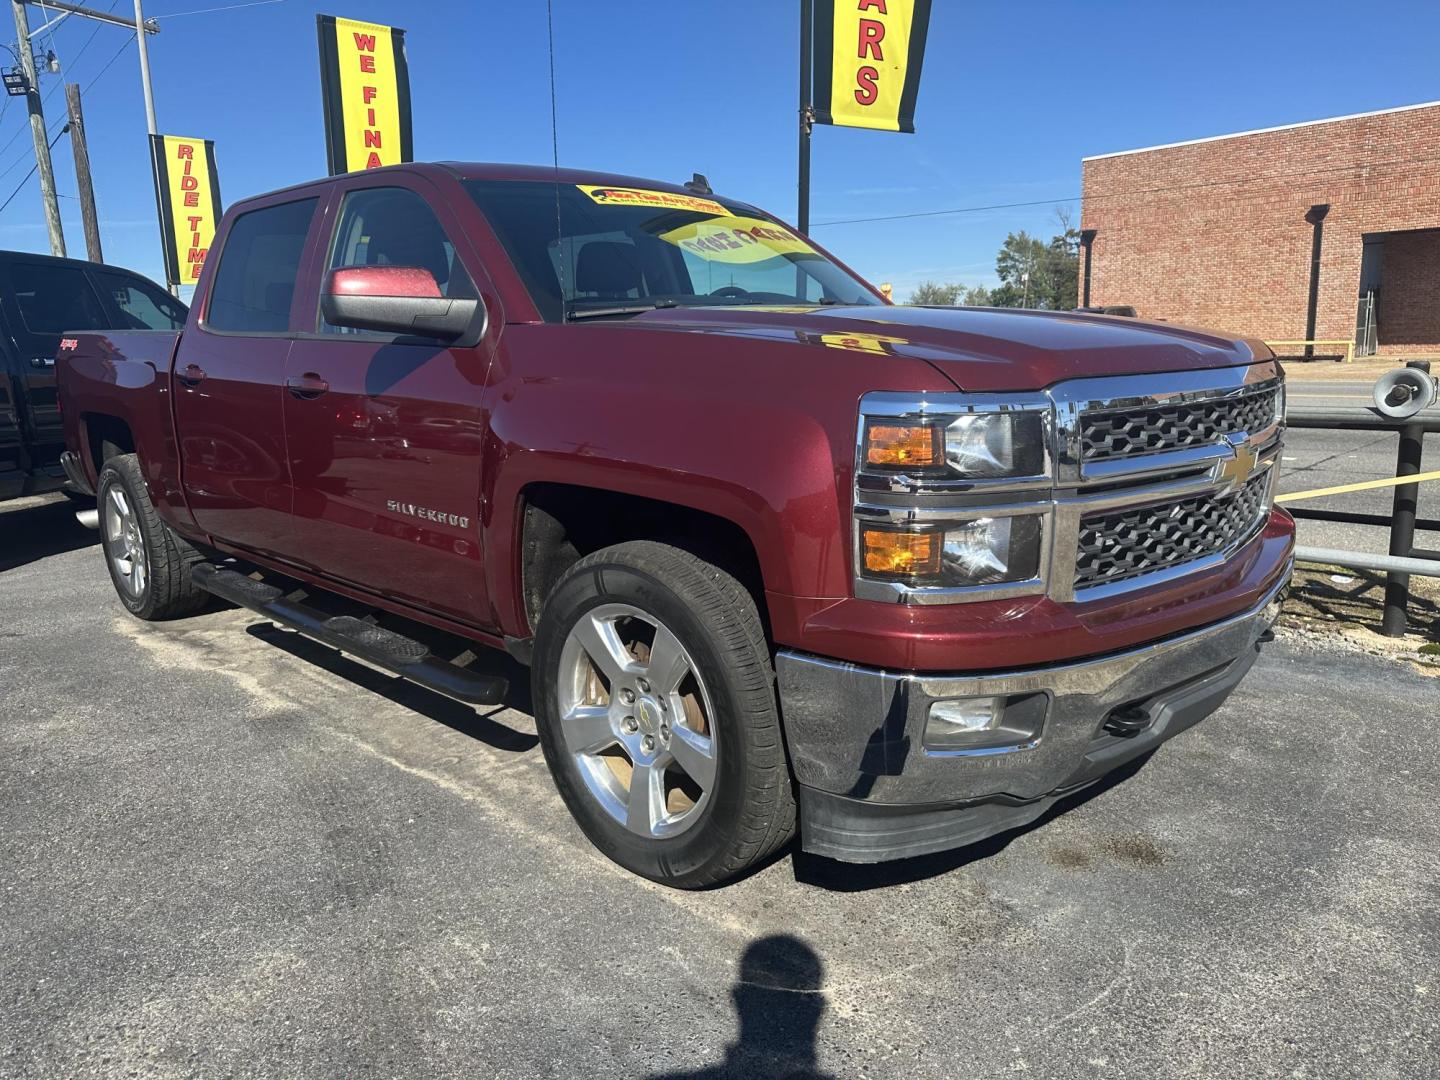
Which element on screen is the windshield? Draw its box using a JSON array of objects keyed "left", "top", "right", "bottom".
[{"left": 463, "top": 179, "right": 881, "bottom": 321}]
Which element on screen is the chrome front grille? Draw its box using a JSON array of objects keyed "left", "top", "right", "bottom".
[
  {"left": 852, "top": 361, "right": 1284, "bottom": 605},
  {"left": 1079, "top": 381, "right": 1281, "bottom": 462},
  {"left": 1074, "top": 471, "right": 1271, "bottom": 589}
]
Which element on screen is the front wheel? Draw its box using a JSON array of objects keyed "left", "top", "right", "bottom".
[
  {"left": 532, "top": 541, "right": 796, "bottom": 888},
  {"left": 96, "top": 453, "right": 208, "bottom": 620}
]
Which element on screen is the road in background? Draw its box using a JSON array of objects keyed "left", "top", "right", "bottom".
[
  {"left": 1279, "top": 369, "right": 1438, "bottom": 557},
  {"left": 2, "top": 495, "right": 1438, "bottom": 1079},
  {"left": 1285, "top": 380, "right": 1379, "bottom": 409},
  {"left": 1276, "top": 427, "right": 1432, "bottom": 555}
]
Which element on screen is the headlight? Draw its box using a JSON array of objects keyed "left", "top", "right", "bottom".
[
  {"left": 944, "top": 413, "right": 1046, "bottom": 478},
  {"left": 855, "top": 392, "right": 1053, "bottom": 603},
  {"left": 863, "top": 412, "right": 1046, "bottom": 479},
  {"left": 860, "top": 514, "right": 1044, "bottom": 588}
]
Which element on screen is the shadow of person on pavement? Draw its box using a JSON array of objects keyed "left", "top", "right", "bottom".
[{"left": 649, "top": 934, "right": 834, "bottom": 1080}]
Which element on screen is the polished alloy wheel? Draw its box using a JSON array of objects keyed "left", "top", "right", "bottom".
[
  {"left": 103, "top": 485, "right": 147, "bottom": 599},
  {"left": 557, "top": 603, "right": 718, "bottom": 838}
]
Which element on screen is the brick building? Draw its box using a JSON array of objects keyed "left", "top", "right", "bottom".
[{"left": 1079, "top": 101, "right": 1440, "bottom": 358}]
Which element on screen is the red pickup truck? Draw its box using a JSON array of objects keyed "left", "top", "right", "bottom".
[{"left": 57, "top": 162, "right": 1293, "bottom": 887}]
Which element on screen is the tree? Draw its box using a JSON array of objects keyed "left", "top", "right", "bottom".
[
  {"left": 908, "top": 281, "right": 961, "bottom": 306},
  {"left": 907, "top": 281, "right": 992, "bottom": 306},
  {"left": 989, "top": 231, "right": 1046, "bottom": 308},
  {"left": 987, "top": 211, "right": 1080, "bottom": 310}
]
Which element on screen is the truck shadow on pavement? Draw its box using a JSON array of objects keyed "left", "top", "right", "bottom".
[
  {"left": 0, "top": 495, "right": 98, "bottom": 573},
  {"left": 790, "top": 751, "right": 1155, "bottom": 892},
  {"left": 243, "top": 622, "right": 539, "bottom": 753},
  {"left": 647, "top": 934, "right": 835, "bottom": 1080}
]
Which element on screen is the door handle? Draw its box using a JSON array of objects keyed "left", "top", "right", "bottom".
[
  {"left": 178, "top": 363, "right": 207, "bottom": 386},
  {"left": 286, "top": 372, "right": 330, "bottom": 399}
]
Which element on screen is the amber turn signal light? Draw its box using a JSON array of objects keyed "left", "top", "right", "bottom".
[
  {"left": 865, "top": 422, "right": 941, "bottom": 469},
  {"left": 861, "top": 529, "right": 942, "bottom": 578}
]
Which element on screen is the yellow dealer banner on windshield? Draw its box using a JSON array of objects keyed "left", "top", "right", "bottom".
[
  {"left": 814, "top": 0, "right": 933, "bottom": 133},
  {"left": 578, "top": 185, "right": 727, "bottom": 216},
  {"left": 317, "top": 14, "right": 413, "bottom": 174},
  {"left": 661, "top": 215, "right": 816, "bottom": 264},
  {"left": 149, "top": 134, "right": 221, "bottom": 288}
]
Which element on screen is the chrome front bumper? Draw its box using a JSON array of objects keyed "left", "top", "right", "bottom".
[{"left": 776, "top": 565, "right": 1290, "bottom": 862}]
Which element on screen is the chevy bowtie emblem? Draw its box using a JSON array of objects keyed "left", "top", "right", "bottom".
[{"left": 1214, "top": 439, "right": 1259, "bottom": 491}]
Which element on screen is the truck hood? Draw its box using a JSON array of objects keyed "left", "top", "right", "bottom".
[{"left": 624, "top": 304, "right": 1265, "bottom": 392}]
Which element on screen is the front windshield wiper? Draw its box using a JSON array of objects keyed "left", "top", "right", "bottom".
[{"left": 566, "top": 299, "right": 678, "bottom": 321}]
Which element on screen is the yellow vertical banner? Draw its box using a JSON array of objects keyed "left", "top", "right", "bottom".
[
  {"left": 149, "top": 134, "right": 222, "bottom": 288},
  {"left": 813, "top": 0, "right": 933, "bottom": 133},
  {"left": 317, "top": 14, "right": 413, "bottom": 174}
]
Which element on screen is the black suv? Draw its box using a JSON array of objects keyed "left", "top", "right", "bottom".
[{"left": 0, "top": 251, "right": 186, "bottom": 502}]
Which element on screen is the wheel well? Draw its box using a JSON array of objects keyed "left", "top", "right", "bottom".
[
  {"left": 84, "top": 414, "right": 135, "bottom": 471},
  {"left": 519, "top": 483, "right": 767, "bottom": 636}
]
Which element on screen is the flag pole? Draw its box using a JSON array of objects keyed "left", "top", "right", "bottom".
[{"left": 797, "top": 0, "right": 812, "bottom": 235}]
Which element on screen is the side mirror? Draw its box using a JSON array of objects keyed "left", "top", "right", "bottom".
[{"left": 321, "top": 266, "right": 482, "bottom": 341}]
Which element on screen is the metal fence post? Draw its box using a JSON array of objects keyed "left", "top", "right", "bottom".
[{"left": 1382, "top": 421, "right": 1424, "bottom": 636}]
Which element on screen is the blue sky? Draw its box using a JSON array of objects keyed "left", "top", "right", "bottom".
[{"left": 2, "top": 0, "right": 1438, "bottom": 301}]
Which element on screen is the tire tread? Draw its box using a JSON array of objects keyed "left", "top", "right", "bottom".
[
  {"left": 542, "top": 540, "right": 796, "bottom": 887},
  {"left": 98, "top": 453, "right": 208, "bottom": 620}
]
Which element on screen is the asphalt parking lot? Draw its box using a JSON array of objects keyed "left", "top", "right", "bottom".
[{"left": 2, "top": 492, "right": 1437, "bottom": 1079}]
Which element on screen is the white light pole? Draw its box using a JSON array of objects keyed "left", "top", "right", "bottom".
[{"left": 132, "top": 0, "right": 156, "bottom": 136}]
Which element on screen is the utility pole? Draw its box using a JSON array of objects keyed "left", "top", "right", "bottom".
[
  {"left": 10, "top": 0, "right": 64, "bottom": 256},
  {"left": 8, "top": 1, "right": 162, "bottom": 269},
  {"left": 65, "top": 82, "right": 101, "bottom": 262}
]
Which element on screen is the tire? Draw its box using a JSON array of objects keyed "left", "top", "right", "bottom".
[
  {"left": 532, "top": 541, "right": 796, "bottom": 888},
  {"left": 96, "top": 452, "right": 208, "bottom": 621}
]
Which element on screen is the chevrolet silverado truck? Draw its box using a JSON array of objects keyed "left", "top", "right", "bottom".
[
  {"left": 1, "top": 250, "right": 186, "bottom": 502},
  {"left": 57, "top": 163, "right": 1293, "bottom": 887}
]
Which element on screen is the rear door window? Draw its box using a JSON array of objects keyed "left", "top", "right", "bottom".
[
  {"left": 92, "top": 270, "right": 188, "bottom": 330},
  {"left": 205, "top": 198, "right": 318, "bottom": 333},
  {"left": 3, "top": 263, "right": 108, "bottom": 335}
]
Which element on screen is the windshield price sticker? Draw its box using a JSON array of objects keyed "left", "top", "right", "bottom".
[
  {"left": 577, "top": 185, "right": 728, "bottom": 216},
  {"left": 661, "top": 215, "right": 817, "bottom": 265}
]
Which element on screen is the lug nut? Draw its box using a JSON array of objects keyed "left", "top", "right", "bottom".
[
  {"left": 622, "top": 716, "right": 638, "bottom": 733},
  {"left": 641, "top": 734, "right": 656, "bottom": 753},
  {"left": 637, "top": 678, "right": 651, "bottom": 694},
  {"left": 619, "top": 688, "right": 635, "bottom": 705},
  {"left": 659, "top": 724, "right": 670, "bottom": 742}
]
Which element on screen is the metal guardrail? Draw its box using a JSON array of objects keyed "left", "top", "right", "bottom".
[
  {"left": 1284, "top": 396, "right": 1437, "bottom": 636},
  {"left": 1266, "top": 339, "right": 1355, "bottom": 363}
]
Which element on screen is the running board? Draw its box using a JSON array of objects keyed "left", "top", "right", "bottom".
[{"left": 190, "top": 564, "right": 508, "bottom": 706}]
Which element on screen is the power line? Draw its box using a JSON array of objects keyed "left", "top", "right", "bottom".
[
  {"left": 154, "top": 0, "right": 285, "bottom": 18},
  {"left": 0, "top": 32, "right": 133, "bottom": 211},
  {"left": 811, "top": 149, "right": 1440, "bottom": 227},
  {"left": 0, "top": 1, "right": 121, "bottom": 176},
  {"left": 0, "top": 122, "right": 68, "bottom": 217}
]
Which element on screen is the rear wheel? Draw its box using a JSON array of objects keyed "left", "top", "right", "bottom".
[
  {"left": 532, "top": 541, "right": 795, "bottom": 888},
  {"left": 96, "top": 453, "right": 207, "bottom": 620}
]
